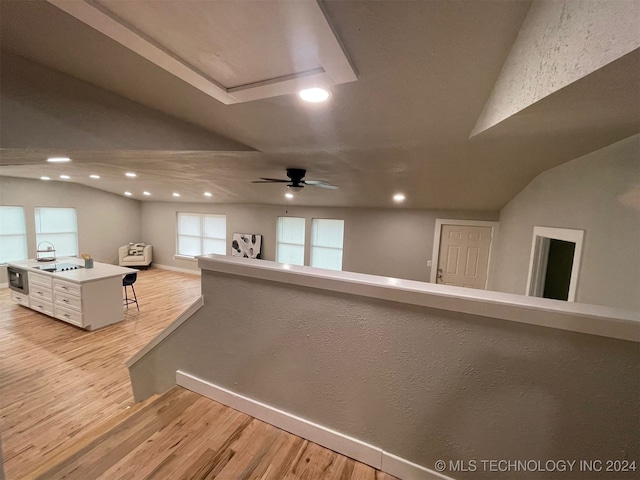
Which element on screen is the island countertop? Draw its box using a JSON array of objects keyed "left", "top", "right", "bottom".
[{"left": 8, "top": 257, "right": 136, "bottom": 284}]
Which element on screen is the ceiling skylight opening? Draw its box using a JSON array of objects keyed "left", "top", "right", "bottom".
[
  {"left": 285, "top": 193, "right": 294, "bottom": 199},
  {"left": 124, "top": 191, "right": 132, "bottom": 196},
  {"left": 299, "top": 87, "right": 330, "bottom": 103},
  {"left": 204, "top": 192, "right": 213, "bottom": 197},
  {"left": 89, "top": 174, "right": 101, "bottom": 179},
  {"left": 47, "top": 157, "right": 71, "bottom": 163},
  {"left": 143, "top": 191, "right": 151, "bottom": 196},
  {"left": 173, "top": 192, "right": 181, "bottom": 197},
  {"left": 40, "top": 176, "right": 51, "bottom": 181},
  {"left": 60, "top": 175, "right": 70, "bottom": 179},
  {"left": 125, "top": 172, "right": 137, "bottom": 177},
  {"left": 393, "top": 193, "right": 406, "bottom": 203}
]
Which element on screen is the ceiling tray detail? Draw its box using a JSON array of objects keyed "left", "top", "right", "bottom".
[{"left": 47, "top": 0, "right": 357, "bottom": 104}]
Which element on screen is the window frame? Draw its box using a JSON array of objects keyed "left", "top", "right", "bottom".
[
  {"left": 176, "top": 212, "right": 227, "bottom": 258},
  {"left": 0, "top": 205, "right": 28, "bottom": 264},
  {"left": 310, "top": 218, "right": 345, "bottom": 271},
  {"left": 34, "top": 206, "right": 79, "bottom": 257},
  {"left": 276, "top": 216, "right": 306, "bottom": 266}
]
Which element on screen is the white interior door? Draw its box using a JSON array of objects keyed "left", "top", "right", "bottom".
[{"left": 436, "top": 225, "right": 492, "bottom": 289}]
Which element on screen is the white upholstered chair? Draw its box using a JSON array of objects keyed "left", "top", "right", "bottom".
[{"left": 118, "top": 244, "right": 152, "bottom": 268}]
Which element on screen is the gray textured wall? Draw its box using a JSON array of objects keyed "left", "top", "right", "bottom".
[
  {"left": 473, "top": 0, "right": 640, "bottom": 134},
  {"left": 491, "top": 134, "right": 640, "bottom": 312},
  {"left": 141, "top": 201, "right": 497, "bottom": 281},
  {"left": 130, "top": 269, "right": 640, "bottom": 479}
]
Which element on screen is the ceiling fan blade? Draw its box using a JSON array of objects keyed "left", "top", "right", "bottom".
[
  {"left": 305, "top": 180, "right": 339, "bottom": 189},
  {"left": 252, "top": 178, "right": 289, "bottom": 183}
]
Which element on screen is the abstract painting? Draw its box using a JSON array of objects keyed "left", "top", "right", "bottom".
[{"left": 231, "top": 233, "right": 262, "bottom": 259}]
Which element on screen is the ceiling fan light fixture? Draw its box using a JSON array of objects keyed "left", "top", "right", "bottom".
[
  {"left": 299, "top": 87, "right": 330, "bottom": 103},
  {"left": 287, "top": 185, "right": 303, "bottom": 192}
]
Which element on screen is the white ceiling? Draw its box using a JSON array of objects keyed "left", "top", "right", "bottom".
[{"left": 0, "top": 0, "right": 638, "bottom": 210}]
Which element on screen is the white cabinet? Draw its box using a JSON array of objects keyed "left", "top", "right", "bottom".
[
  {"left": 11, "top": 290, "right": 30, "bottom": 307},
  {"left": 53, "top": 279, "right": 83, "bottom": 327},
  {"left": 29, "top": 272, "right": 54, "bottom": 312},
  {"left": 19, "top": 269, "right": 127, "bottom": 330}
]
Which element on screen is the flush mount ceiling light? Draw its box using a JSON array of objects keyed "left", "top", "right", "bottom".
[
  {"left": 393, "top": 193, "right": 406, "bottom": 203},
  {"left": 285, "top": 193, "right": 294, "bottom": 199},
  {"left": 204, "top": 192, "right": 212, "bottom": 197},
  {"left": 125, "top": 172, "right": 137, "bottom": 177},
  {"left": 40, "top": 176, "right": 51, "bottom": 181},
  {"left": 299, "top": 87, "right": 330, "bottom": 103},
  {"left": 143, "top": 191, "right": 151, "bottom": 196},
  {"left": 124, "top": 191, "right": 132, "bottom": 196},
  {"left": 47, "top": 157, "right": 71, "bottom": 163},
  {"left": 60, "top": 175, "right": 70, "bottom": 179},
  {"left": 89, "top": 174, "right": 100, "bottom": 179},
  {"left": 173, "top": 192, "right": 181, "bottom": 197}
]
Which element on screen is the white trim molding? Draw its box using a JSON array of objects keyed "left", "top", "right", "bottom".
[
  {"left": 526, "top": 226, "right": 584, "bottom": 302},
  {"left": 157, "top": 262, "right": 201, "bottom": 275},
  {"left": 430, "top": 219, "right": 500, "bottom": 288},
  {"left": 177, "top": 370, "right": 457, "bottom": 480}
]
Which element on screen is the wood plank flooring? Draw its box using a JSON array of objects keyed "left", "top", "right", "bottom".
[{"left": 0, "top": 268, "right": 397, "bottom": 480}]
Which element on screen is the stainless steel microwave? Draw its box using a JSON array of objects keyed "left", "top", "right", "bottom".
[{"left": 8, "top": 266, "right": 29, "bottom": 294}]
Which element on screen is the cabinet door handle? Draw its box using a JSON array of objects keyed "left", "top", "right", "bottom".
[
  {"left": 64, "top": 313, "right": 70, "bottom": 318},
  {"left": 63, "top": 299, "right": 69, "bottom": 303}
]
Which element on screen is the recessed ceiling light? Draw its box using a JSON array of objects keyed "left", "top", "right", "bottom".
[
  {"left": 60, "top": 175, "right": 70, "bottom": 179},
  {"left": 299, "top": 87, "right": 330, "bottom": 103},
  {"left": 204, "top": 192, "right": 212, "bottom": 197},
  {"left": 125, "top": 172, "right": 137, "bottom": 177},
  {"left": 173, "top": 192, "right": 181, "bottom": 197},
  {"left": 124, "top": 191, "right": 132, "bottom": 196},
  {"left": 47, "top": 157, "right": 71, "bottom": 163},
  {"left": 393, "top": 193, "right": 406, "bottom": 203},
  {"left": 143, "top": 191, "right": 151, "bottom": 196},
  {"left": 285, "top": 193, "right": 294, "bottom": 199},
  {"left": 40, "top": 176, "right": 51, "bottom": 181},
  {"left": 89, "top": 174, "right": 100, "bottom": 179}
]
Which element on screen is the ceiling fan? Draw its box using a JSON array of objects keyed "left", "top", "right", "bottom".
[{"left": 252, "top": 168, "right": 338, "bottom": 191}]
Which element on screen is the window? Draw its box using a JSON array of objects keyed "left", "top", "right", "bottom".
[
  {"left": 35, "top": 207, "right": 78, "bottom": 257},
  {"left": 0, "top": 206, "right": 28, "bottom": 263},
  {"left": 177, "top": 212, "right": 226, "bottom": 257},
  {"left": 311, "top": 218, "right": 344, "bottom": 271},
  {"left": 276, "top": 217, "right": 305, "bottom": 265}
]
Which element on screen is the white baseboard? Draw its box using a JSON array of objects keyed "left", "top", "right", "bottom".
[
  {"left": 176, "top": 370, "right": 456, "bottom": 480},
  {"left": 154, "top": 263, "right": 201, "bottom": 275},
  {"left": 0, "top": 283, "right": 8, "bottom": 289}
]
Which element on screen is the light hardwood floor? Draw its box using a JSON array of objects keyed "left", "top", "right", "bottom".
[{"left": 0, "top": 268, "right": 397, "bottom": 480}]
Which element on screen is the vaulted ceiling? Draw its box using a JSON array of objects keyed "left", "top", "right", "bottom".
[{"left": 1, "top": 0, "right": 638, "bottom": 210}]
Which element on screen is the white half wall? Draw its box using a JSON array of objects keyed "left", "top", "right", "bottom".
[{"left": 128, "top": 256, "right": 639, "bottom": 480}]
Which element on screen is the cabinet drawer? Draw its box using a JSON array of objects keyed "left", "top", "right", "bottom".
[
  {"left": 30, "top": 299, "right": 54, "bottom": 317},
  {"left": 29, "top": 272, "right": 53, "bottom": 289},
  {"left": 55, "top": 291, "right": 82, "bottom": 312},
  {"left": 11, "top": 291, "right": 30, "bottom": 307},
  {"left": 30, "top": 285, "right": 53, "bottom": 303},
  {"left": 55, "top": 306, "right": 83, "bottom": 327},
  {"left": 54, "top": 280, "right": 82, "bottom": 297}
]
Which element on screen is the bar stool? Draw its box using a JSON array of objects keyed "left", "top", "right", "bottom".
[{"left": 123, "top": 272, "right": 139, "bottom": 311}]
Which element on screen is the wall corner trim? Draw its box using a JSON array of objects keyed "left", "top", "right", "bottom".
[
  {"left": 176, "top": 370, "right": 457, "bottom": 480},
  {"left": 125, "top": 296, "right": 204, "bottom": 368}
]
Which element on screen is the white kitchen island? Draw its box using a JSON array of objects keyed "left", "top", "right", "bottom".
[{"left": 8, "top": 257, "right": 136, "bottom": 330}]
